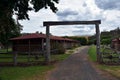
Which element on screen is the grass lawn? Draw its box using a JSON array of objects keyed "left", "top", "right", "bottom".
[
  {"left": 88, "top": 45, "right": 120, "bottom": 79},
  {"left": 0, "top": 48, "right": 74, "bottom": 80},
  {"left": 0, "top": 65, "right": 53, "bottom": 80},
  {"left": 0, "top": 48, "right": 12, "bottom": 53}
]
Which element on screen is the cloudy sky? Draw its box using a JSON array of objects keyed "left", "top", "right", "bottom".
[{"left": 18, "top": 0, "right": 120, "bottom": 36}]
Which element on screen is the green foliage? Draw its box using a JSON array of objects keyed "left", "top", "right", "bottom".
[
  {"left": 100, "top": 34, "right": 112, "bottom": 45},
  {"left": 79, "top": 37, "right": 87, "bottom": 45},
  {"left": 101, "top": 39, "right": 111, "bottom": 45},
  {"left": 88, "top": 35, "right": 96, "bottom": 45},
  {"left": 0, "top": 0, "right": 59, "bottom": 20},
  {"left": 101, "top": 35, "right": 111, "bottom": 39},
  {"left": 100, "top": 27, "right": 120, "bottom": 45},
  {"left": 0, "top": 18, "right": 22, "bottom": 48},
  {"left": 88, "top": 27, "right": 120, "bottom": 45},
  {"left": 100, "top": 47, "right": 120, "bottom": 63},
  {"left": 31, "top": 0, "right": 59, "bottom": 12},
  {"left": 0, "top": 0, "right": 59, "bottom": 48}
]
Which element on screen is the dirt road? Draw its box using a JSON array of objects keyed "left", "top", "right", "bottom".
[{"left": 47, "top": 46, "right": 118, "bottom": 80}]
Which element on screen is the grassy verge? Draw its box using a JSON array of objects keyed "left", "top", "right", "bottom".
[
  {"left": 88, "top": 45, "right": 97, "bottom": 62},
  {"left": 0, "top": 50, "right": 71, "bottom": 80},
  {"left": 98, "top": 65, "right": 120, "bottom": 79},
  {"left": 88, "top": 45, "right": 120, "bottom": 79}
]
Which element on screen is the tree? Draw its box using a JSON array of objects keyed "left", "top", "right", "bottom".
[
  {"left": 101, "top": 39, "right": 111, "bottom": 45},
  {"left": 0, "top": 0, "right": 59, "bottom": 33},
  {"left": 0, "top": 0, "right": 59, "bottom": 51},
  {"left": 0, "top": 17, "right": 22, "bottom": 51},
  {"left": 0, "top": 0, "right": 59, "bottom": 21}
]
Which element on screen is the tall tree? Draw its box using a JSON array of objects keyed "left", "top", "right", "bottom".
[{"left": 0, "top": 0, "right": 59, "bottom": 48}]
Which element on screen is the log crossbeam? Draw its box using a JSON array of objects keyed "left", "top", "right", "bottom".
[{"left": 44, "top": 20, "right": 101, "bottom": 26}]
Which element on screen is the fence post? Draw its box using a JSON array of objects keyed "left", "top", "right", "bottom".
[
  {"left": 45, "top": 26, "right": 51, "bottom": 64},
  {"left": 13, "top": 52, "right": 17, "bottom": 66},
  {"left": 95, "top": 23, "right": 101, "bottom": 62},
  {"left": 28, "top": 40, "right": 31, "bottom": 62}
]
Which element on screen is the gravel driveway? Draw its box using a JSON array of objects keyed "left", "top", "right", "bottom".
[{"left": 47, "top": 46, "right": 118, "bottom": 80}]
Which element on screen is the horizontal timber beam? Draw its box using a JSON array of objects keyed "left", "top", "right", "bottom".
[{"left": 43, "top": 20, "right": 101, "bottom": 26}]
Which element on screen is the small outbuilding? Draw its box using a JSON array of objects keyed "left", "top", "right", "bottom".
[{"left": 111, "top": 38, "right": 120, "bottom": 51}]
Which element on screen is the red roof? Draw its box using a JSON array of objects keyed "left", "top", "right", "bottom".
[
  {"left": 10, "top": 33, "right": 78, "bottom": 42},
  {"left": 10, "top": 33, "right": 46, "bottom": 40},
  {"left": 112, "top": 38, "right": 120, "bottom": 42}
]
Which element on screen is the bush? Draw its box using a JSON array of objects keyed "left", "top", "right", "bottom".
[{"left": 101, "top": 39, "right": 111, "bottom": 45}]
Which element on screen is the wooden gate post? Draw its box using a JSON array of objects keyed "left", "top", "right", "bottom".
[
  {"left": 42, "top": 39, "right": 44, "bottom": 51},
  {"left": 95, "top": 23, "right": 101, "bottom": 62},
  {"left": 46, "top": 26, "right": 51, "bottom": 64},
  {"left": 13, "top": 52, "right": 17, "bottom": 66}
]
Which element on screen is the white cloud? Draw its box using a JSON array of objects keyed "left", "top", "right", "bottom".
[{"left": 18, "top": 0, "right": 120, "bottom": 36}]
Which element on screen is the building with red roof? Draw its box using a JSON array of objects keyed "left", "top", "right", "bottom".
[
  {"left": 111, "top": 38, "right": 120, "bottom": 51},
  {"left": 10, "top": 33, "right": 80, "bottom": 54}
]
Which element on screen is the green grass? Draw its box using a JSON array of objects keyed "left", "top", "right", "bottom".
[
  {"left": 51, "top": 54, "right": 70, "bottom": 61},
  {"left": 0, "top": 48, "right": 12, "bottom": 53},
  {"left": 88, "top": 45, "right": 97, "bottom": 62},
  {"left": 0, "top": 65, "right": 53, "bottom": 80},
  {"left": 0, "top": 52, "right": 70, "bottom": 80},
  {"left": 88, "top": 45, "right": 120, "bottom": 79}
]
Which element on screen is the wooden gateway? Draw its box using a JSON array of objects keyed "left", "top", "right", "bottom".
[{"left": 43, "top": 20, "right": 101, "bottom": 63}]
